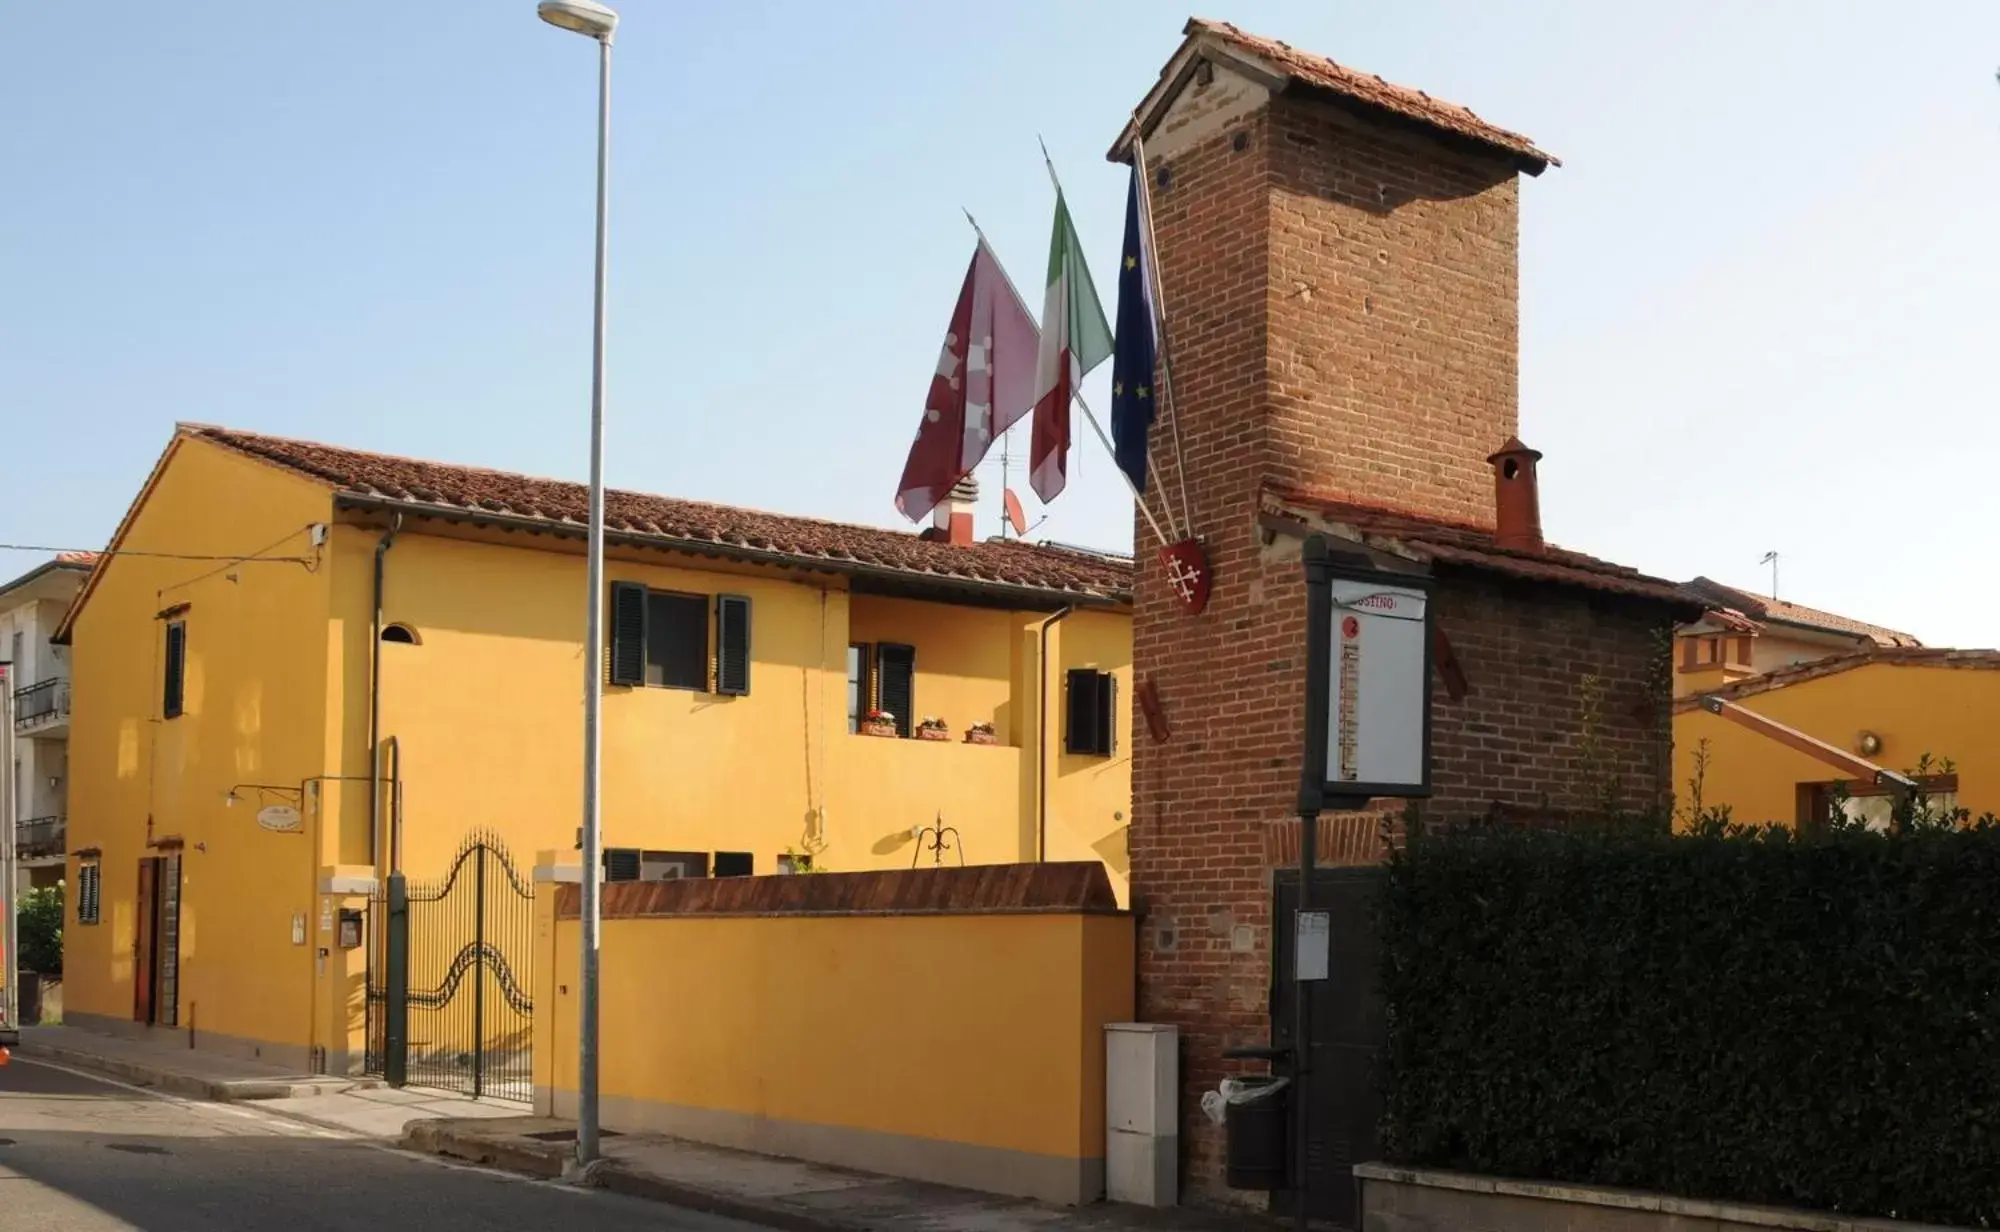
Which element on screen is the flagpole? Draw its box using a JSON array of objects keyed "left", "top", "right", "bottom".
[
  {"left": 1130, "top": 122, "right": 1195, "bottom": 544},
  {"left": 1033, "top": 139, "right": 1180, "bottom": 547}
]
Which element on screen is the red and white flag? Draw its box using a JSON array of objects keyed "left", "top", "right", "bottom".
[{"left": 895, "top": 239, "right": 1041, "bottom": 523}]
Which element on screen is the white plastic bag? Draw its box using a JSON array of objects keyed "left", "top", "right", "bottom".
[{"left": 1202, "top": 1075, "right": 1288, "bottom": 1124}]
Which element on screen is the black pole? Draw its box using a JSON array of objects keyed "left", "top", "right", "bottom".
[
  {"left": 474, "top": 845, "right": 486, "bottom": 1101},
  {"left": 384, "top": 872, "right": 409, "bottom": 1088},
  {"left": 1295, "top": 536, "right": 1335, "bottom": 1229}
]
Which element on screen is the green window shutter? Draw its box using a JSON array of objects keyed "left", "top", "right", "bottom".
[
  {"left": 715, "top": 595, "right": 751, "bottom": 696},
  {"left": 162, "top": 621, "right": 187, "bottom": 719},
  {"left": 609, "top": 582, "right": 647, "bottom": 686}
]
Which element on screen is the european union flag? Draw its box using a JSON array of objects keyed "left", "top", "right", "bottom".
[{"left": 1109, "top": 165, "right": 1157, "bottom": 492}]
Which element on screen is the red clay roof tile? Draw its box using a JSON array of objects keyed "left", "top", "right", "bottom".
[
  {"left": 1115, "top": 18, "right": 1555, "bottom": 171},
  {"left": 1682, "top": 577, "right": 1919, "bottom": 648},
  {"left": 188, "top": 426, "right": 1132, "bottom": 603},
  {"left": 1266, "top": 487, "right": 1697, "bottom": 608}
]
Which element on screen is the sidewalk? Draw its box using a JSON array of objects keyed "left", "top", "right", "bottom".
[
  {"left": 16, "top": 1024, "right": 367, "bottom": 1101},
  {"left": 406, "top": 1116, "right": 1280, "bottom": 1232},
  {"left": 13, "top": 1024, "right": 521, "bottom": 1139}
]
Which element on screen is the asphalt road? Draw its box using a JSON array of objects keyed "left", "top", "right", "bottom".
[{"left": 0, "top": 1055, "right": 764, "bottom": 1231}]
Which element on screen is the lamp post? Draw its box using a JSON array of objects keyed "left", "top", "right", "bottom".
[{"left": 536, "top": 0, "right": 617, "bottom": 1168}]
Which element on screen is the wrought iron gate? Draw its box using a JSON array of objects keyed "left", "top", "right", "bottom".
[
  {"left": 1271, "top": 867, "right": 1387, "bottom": 1229},
  {"left": 365, "top": 832, "right": 534, "bottom": 1101}
]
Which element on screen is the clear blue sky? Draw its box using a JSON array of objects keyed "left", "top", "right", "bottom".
[{"left": 6, "top": 3, "right": 1998, "bottom": 644}]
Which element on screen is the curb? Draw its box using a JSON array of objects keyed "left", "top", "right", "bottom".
[
  {"left": 15, "top": 1039, "right": 372, "bottom": 1102},
  {"left": 403, "top": 1122, "right": 862, "bottom": 1232}
]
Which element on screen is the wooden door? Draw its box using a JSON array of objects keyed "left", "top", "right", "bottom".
[
  {"left": 133, "top": 858, "right": 158, "bottom": 1023},
  {"left": 154, "top": 854, "right": 181, "bottom": 1027}
]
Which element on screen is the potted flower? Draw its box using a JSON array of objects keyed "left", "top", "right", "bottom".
[
  {"left": 916, "top": 715, "right": 951, "bottom": 742},
  {"left": 964, "top": 721, "right": 999, "bottom": 746},
  {"left": 860, "top": 709, "right": 897, "bottom": 738}
]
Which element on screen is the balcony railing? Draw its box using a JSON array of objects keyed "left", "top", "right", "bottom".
[
  {"left": 17, "top": 816, "right": 64, "bottom": 860},
  {"left": 12, "top": 678, "right": 68, "bottom": 729}
]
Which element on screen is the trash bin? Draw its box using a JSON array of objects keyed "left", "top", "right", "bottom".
[
  {"left": 16, "top": 972, "right": 41, "bottom": 1026},
  {"left": 1221, "top": 1074, "right": 1290, "bottom": 1190}
]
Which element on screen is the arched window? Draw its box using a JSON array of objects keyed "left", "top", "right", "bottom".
[{"left": 381, "top": 623, "right": 419, "bottom": 645}]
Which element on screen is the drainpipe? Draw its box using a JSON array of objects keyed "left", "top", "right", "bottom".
[
  {"left": 1035, "top": 605, "right": 1076, "bottom": 863},
  {"left": 368, "top": 516, "right": 401, "bottom": 873}
]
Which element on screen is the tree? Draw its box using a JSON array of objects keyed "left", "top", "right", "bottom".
[{"left": 17, "top": 882, "right": 63, "bottom": 975}]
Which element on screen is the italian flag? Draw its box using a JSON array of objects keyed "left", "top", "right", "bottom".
[{"left": 1029, "top": 187, "right": 1114, "bottom": 502}]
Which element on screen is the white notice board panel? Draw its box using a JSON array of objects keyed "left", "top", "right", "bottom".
[{"left": 1325, "top": 578, "right": 1429, "bottom": 795}]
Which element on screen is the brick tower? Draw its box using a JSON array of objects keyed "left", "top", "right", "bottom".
[{"left": 1110, "top": 19, "right": 1697, "bottom": 1205}]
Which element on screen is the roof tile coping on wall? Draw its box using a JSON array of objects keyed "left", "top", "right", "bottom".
[
  {"left": 1110, "top": 16, "right": 1556, "bottom": 172},
  {"left": 1262, "top": 487, "right": 1703, "bottom": 612},
  {"left": 556, "top": 862, "right": 1124, "bottom": 920},
  {"left": 1671, "top": 647, "right": 2000, "bottom": 715}
]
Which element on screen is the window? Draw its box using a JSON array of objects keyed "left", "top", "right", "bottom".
[
  {"left": 77, "top": 863, "right": 101, "bottom": 924},
  {"left": 607, "top": 582, "right": 752, "bottom": 695},
  {"left": 876, "top": 643, "right": 915, "bottom": 737},
  {"left": 381, "top": 623, "right": 419, "bottom": 645},
  {"left": 603, "top": 849, "right": 711, "bottom": 881},
  {"left": 1065, "top": 668, "right": 1117, "bottom": 757},
  {"left": 846, "top": 644, "right": 872, "bottom": 732},
  {"left": 713, "top": 852, "right": 754, "bottom": 877},
  {"left": 646, "top": 592, "right": 707, "bottom": 690},
  {"left": 162, "top": 620, "right": 187, "bottom": 719}
]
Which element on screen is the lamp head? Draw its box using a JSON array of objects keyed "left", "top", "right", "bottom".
[{"left": 537, "top": 0, "right": 618, "bottom": 40}]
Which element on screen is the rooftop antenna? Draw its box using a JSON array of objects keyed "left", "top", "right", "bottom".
[{"left": 1758, "top": 551, "right": 1779, "bottom": 601}]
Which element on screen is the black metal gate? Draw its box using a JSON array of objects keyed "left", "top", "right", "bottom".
[
  {"left": 1271, "top": 867, "right": 1387, "bottom": 1229},
  {"left": 365, "top": 832, "right": 534, "bottom": 1101}
]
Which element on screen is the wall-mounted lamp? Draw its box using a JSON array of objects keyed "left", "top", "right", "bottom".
[{"left": 1857, "top": 731, "right": 1884, "bottom": 758}]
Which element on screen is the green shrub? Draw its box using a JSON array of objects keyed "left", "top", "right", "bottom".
[
  {"left": 17, "top": 882, "right": 63, "bottom": 975},
  {"left": 1381, "top": 823, "right": 2000, "bottom": 1226}
]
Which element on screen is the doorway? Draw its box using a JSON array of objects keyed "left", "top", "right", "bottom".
[{"left": 133, "top": 853, "right": 182, "bottom": 1027}]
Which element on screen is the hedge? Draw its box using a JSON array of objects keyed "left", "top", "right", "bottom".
[{"left": 1380, "top": 824, "right": 2000, "bottom": 1227}]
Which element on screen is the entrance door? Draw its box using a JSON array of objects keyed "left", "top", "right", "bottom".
[
  {"left": 132, "top": 855, "right": 182, "bottom": 1027},
  {"left": 1271, "top": 867, "right": 1387, "bottom": 1229},
  {"left": 133, "top": 859, "right": 156, "bottom": 1023}
]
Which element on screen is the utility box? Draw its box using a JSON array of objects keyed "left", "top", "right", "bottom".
[{"left": 1105, "top": 1023, "right": 1177, "bottom": 1206}]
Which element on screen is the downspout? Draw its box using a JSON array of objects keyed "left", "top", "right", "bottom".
[
  {"left": 368, "top": 516, "right": 401, "bottom": 874},
  {"left": 1035, "top": 605, "right": 1076, "bottom": 863}
]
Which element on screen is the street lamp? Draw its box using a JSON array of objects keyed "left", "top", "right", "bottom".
[{"left": 537, "top": 0, "right": 616, "bottom": 1169}]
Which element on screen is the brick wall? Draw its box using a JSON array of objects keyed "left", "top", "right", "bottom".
[{"left": 1127, "top": 78, "right": 1674, "bottom": 1202}]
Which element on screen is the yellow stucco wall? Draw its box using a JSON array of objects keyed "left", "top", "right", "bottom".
[
  {"left": 65, "top": 432, "right": 1134, "bottom": 1063},
  {"left": 1674, "top": 663, "right": 2000, "bottom": 826},
  {"left": 65, "top": 438, "right": 336, "bottom": 1062},
  {"left": 533, "top": 887, "right": 1135, "bottom": 1202}
]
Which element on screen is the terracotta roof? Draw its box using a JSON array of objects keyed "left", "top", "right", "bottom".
[
  {"left": 54, "top": 551, "right": 98, "bottom": 567},
  {"left": 1113, "top": 18, "right": 1555, "bottom": 172},
  {"left": 1265, "top": 487, "right": 1698, "bottom": 609},
  {"left": 1683, "top": 577, "right": 1920, "bottom": 648},
  {"left": 186, "top": 426, "right": 1132, "bottom": 604},
  {"left": 1672, "top": 647, "right": 2000, "bottom": 714}
]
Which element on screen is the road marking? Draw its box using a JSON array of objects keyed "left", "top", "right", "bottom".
[{"left": 8, "top": 1055, "right": 588, "bottom": 1194}]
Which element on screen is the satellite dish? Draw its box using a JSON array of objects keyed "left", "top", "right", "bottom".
[{"left": 1003, "top": 488, "right": 1028, "bottom": 537}]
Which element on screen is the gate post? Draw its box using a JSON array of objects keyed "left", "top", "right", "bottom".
[
  {"left": 473, "top": 844, "right": 486, "bottom": 1101},
  {"left": 385, "top": 872, "right": 409, "bottom": 1088}
]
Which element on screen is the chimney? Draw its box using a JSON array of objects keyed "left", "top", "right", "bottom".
[
  {"left": 932, "top": 474, "right": 978, "bottom": 547},
  {"left": 1487, "top": 437, "right": 1544, "bottom": 554}
]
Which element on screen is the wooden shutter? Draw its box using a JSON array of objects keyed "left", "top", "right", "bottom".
[
  {"left": 1097, "top": 672, "right": 1117, "bottom": 756},
  {"left": 715, "top": 594, "right": 751, "bottom": 696},
  {"left": 162, "top": 621, "right": 187, "bottom": 719},
  {"left": 609, "top": 582, "right": 647, "bottom": 686},
  {"left": 1064, "top": 668, "right": 1094, "bottom": 754},
  {"left": 603, "top": 848, "right": 642, "bottom": 882},
  {"left": 877, "top": 643, "right": 915, "bottom": 737}
]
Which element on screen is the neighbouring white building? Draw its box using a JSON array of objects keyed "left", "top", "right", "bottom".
[{"left": 4, "top": 553, "right": 93, "bottom": 895}]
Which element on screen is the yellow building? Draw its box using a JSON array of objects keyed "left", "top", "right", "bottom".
[
  {"left": 1673, "top": 577, "right": 1920, "bottom": 698},
  {"left": 1673, "top": 648, "right": 2000, "bottom": 829},
  {"left": 56, "top": 424, "right": 1134, "bottom": 1075}
]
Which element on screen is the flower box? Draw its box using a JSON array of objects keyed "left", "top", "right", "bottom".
[
  {"left": 965, "top": 728, "right": 999, "bottom": 746},
  {"left": 916, "top": 726, "right": 952, "bottom": 742},
  {"left": 860, "top": 719, "right": 898, "bottom": 738}
]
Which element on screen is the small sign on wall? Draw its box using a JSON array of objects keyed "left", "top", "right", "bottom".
[{"left": 258, "top": 804, "right": 303, "bottom": 833}]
